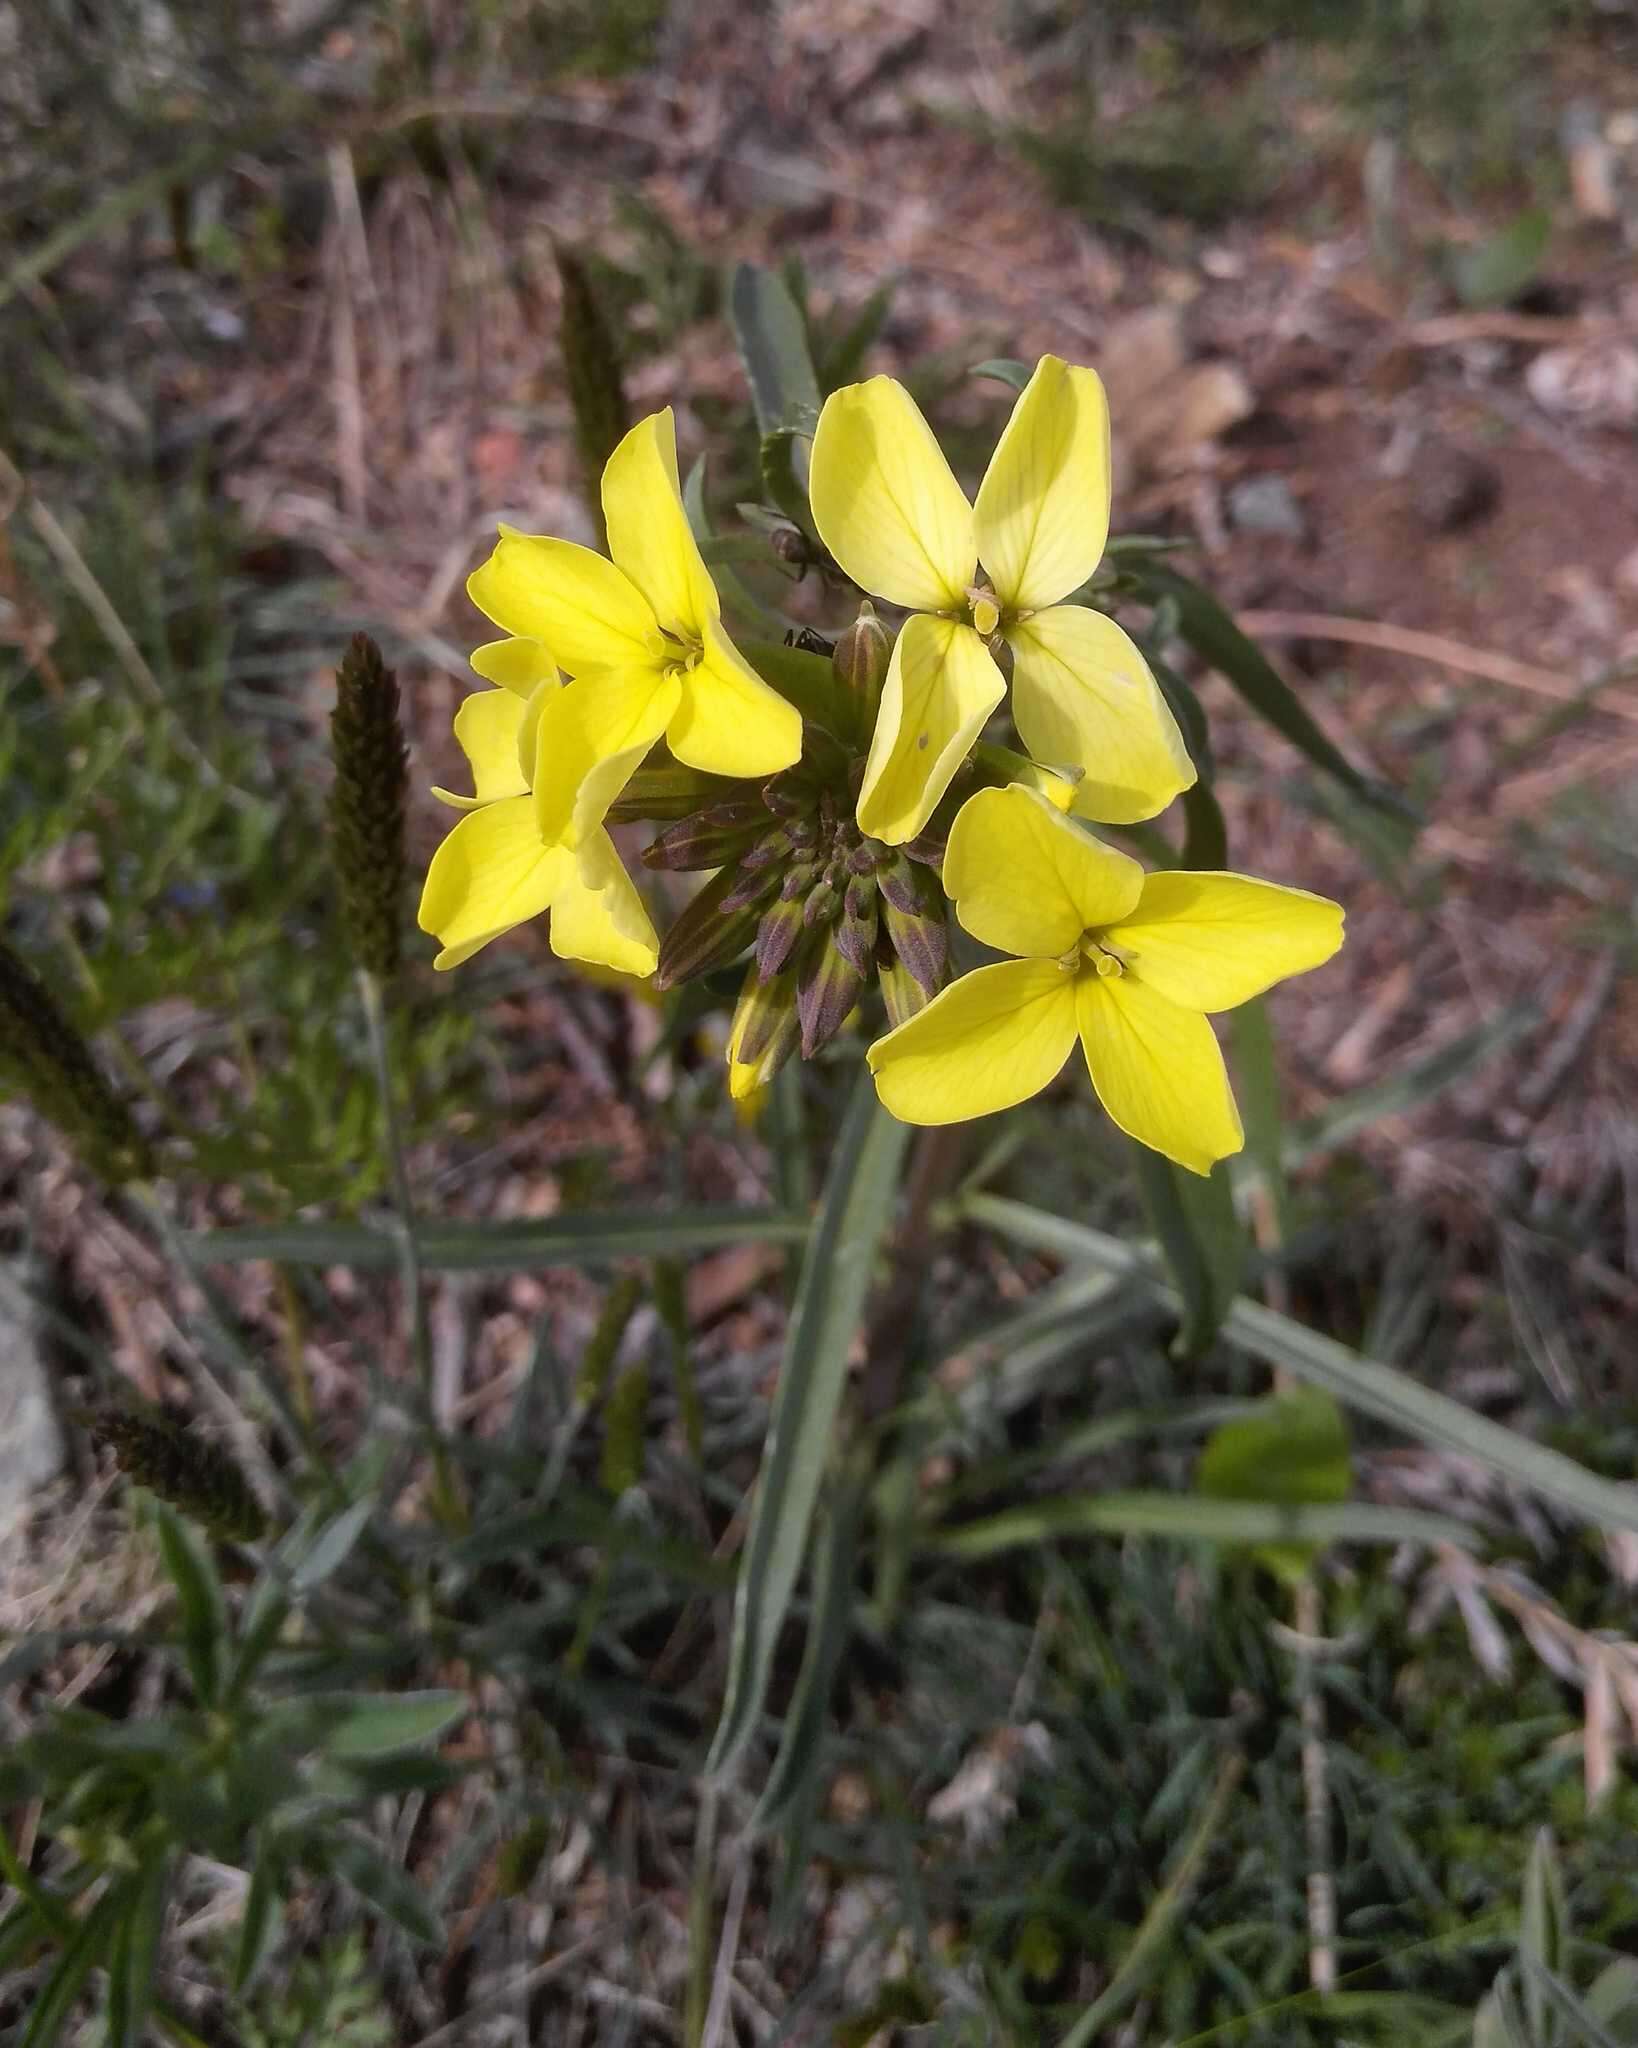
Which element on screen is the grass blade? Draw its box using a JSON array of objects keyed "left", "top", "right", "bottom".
[
  {"left": 185, "top": 1208, "right": 808, "bottom": 1271},
  {"left": 928, "top": 1492, "right": 1473, "bottom": 1558},
  {"left": 959, "top": 1195, "right": 1638, "bottom": 1534},
  {"left": 708, "top": 1073, "right": 908, "bottom": 1776}
]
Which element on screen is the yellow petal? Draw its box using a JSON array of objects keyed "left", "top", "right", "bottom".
[
  {"left": 470, "top": 636, "right": 559, "bottom": 695},
  {"left": 548, "top": 831, "right": 660, "bottom": 978},
  {"left": 868, "top": 959, "right": 1080, "bottom": 1124},
  {"left": 856, "top": 615, "right": 1005, "bottom": 846},
  {"left": 943, "top": 784, "right": 1144, "bottom": 958},
  {"left": 667, "top": 615, "right": 803, "bottom": 777},
  {"left": 974, "top": 357, "right": 1112, "bottom": 611},
  {"left": 532, "top": 668, "right": 681, "bottom": 849},
  {"left": 601, "top": 409, "right": 720, "bottom": 638},
  {"left": 467, "top": 529, "right": 661, "bottom": 676},
  {"left": 418, "top": 795, "right": 571, "bottom": 970},
  {"left": 1076, "top": 973, "right": 1243, "bottom": 1175},
  {"left": 809, "top": 377, "right": 976, "bottom": 611},
  {"left": 430, "top": 687, "right": 531, "bottom": 812},
  {"left": 1104, "top": 873, "right": 1344, "bottom": 1013},
  {"left": 1008, "top": 605, "right": 1196, "bottom": 824}
]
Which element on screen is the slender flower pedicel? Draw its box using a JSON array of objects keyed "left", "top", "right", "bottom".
[
  {"left": 809, "top": 357, "right": 1196, "bottom": 844},
  {"left": 465, "top": 410, "right": 801, "bottom": 854},
  {"left": 866, "top": 785, "right": 1344, "bottom": 1173}
]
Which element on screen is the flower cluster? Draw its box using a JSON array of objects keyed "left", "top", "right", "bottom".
[{"left": 418, "top": 358, "right": 1343, "bottom": 1173}]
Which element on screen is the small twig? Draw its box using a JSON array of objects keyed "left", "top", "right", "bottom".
[
  {"left": 700, "top": 1837, "right": 753, "bottom": 2048},
  {"left": 1237, "top": 609, "right": 1638, "bottom": 730}
]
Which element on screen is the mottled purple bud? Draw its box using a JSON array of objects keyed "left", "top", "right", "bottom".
[
  {"left": 798, "top": 939, "right": 867, "bottom": 1058},
  {"left": 832, "top": 878, "right": 879, "bottom": 976},
  {"left": 656, "top": 869, "right": 761, "bottom": 989},
  {"left": 878, "top": 956, "right": 931, "bottom": 1031},
  {"left": 882, "top": 895, "right": 948, "bottom": 996},
  {"left": 755, "top": 896, "right": 805, "bottom": 981}
]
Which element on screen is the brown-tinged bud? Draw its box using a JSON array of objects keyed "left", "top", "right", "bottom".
[
  {"left": 833, "top": 878, "right": 879, "bottom": 976},
  {"left": 93, "top": 1407, "right": 266, "bottom": 1543},
  {"left": 876, "top": 851, "right": 922, "bottom": 915},
  {"left": 719, "top": 861, "right": 783, "bottom": 915},
  {"left": 763, "top": 774, "right": 813, "bottom": 821},
  {"left": 730, "top": 960, "right": 800, "bottom": 1066},
  {"left": 655, "top": 869, "right": 762, "bottom": 989},
  {"left": 882, "top": 885, "right": 949, "bottom": 996},
  {"left": 728, "top": 965, "right": 800, "bottom": 1096},
  {"left": 798, "top": 936, "right": 866, "bottom": 1058},
  {"left": 802, "top": 877, "right": 839, "bottom": 928},
  {"left": 778, "top": 859, "right": 821, "bottom": 903},
  {"left": 738, "top": 824, "right": 798, "bottom": 873},
  {"left": 330, "top": 632, "right": 409, "bottom": 980},
  {"left": 879, "top": 956, "right": 931, "bottom": 1031},
  {"left": 607, "top": 765, "right": 739, "bottom": 824},
  {"left": 555, "top": 243, "right": 628, "bottom": 549},
  {"left": 0, "top": 941, "right": 153, "bottom": 1182},
  {"left": 642, "top": 806, "right": 768, "bottom": 872},
  {"left": 902, "top": 831, "right": 947, "bottom": 868},
  {"left": 831, "top": 600, "right": 891, "bottom": 741},
  {"left": 754, "top": 896, "right": 805, "bottom": 981}
]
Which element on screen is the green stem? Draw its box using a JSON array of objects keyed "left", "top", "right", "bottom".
[{"left": 358, "top": 968, "right": 462, "bottom": 1526}]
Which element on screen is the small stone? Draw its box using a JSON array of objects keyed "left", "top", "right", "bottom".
[
  {"left": 1227, "top": 474, "right": 1307, "bottom": 540},
  {"left": 1410, "top": 445, "right": 1501, "bottom": 535}
]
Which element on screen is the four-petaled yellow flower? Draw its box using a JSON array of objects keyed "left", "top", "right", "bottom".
[
  {"left": 866, "top": 785, "right": 1344, "bottom": 1173},
  {"left": 465, "top": 410, "right": 802, "bottom": 856},
  {"left": 418, "top": 675, "right": 659, "bottom": 976},
  {"left": 809, "top": 357, "right": 1196, "bottom": 846}
]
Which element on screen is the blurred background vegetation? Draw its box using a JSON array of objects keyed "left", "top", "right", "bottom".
[{"left": 4, "top": 1, "right": 1638, "bottom": 2042}]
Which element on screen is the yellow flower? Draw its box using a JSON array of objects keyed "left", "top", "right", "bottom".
[
  {"left": 465, "top": 410, "right": 802, "bottom": 853},
  {"left": 866, "top": 785, "right": 1343, "bottom": 1174},
  {"left": 809, "top": 357, "right": 1196, "bottom": 846},
  {"left": 418, "top": 679, "right": 659, "bottom": 977}
]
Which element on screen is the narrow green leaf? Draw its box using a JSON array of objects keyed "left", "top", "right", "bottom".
[
  {"left": 289, "top": 1498, "right": 375, "bottom": 1593},
  {"left": 708, "top": 1072, "right": 908, "bottom": 1775},
  {"left": 756, "top": 1471, "right": 862, "bottom": 1831},
  {"left": 1521, "top": 1828, "right": 1568, "bottom": 2044},
  {"left": 185, "top": 1208, "right": 807, "bottom": 1270},
  {"left": 928, "top": 1491, "right": 1469, "bottom": 1559},
  {"left": 313, "top": 1690, "right": 468, "bottom": 1761},
  {"left": 20, "top": 1881, "right": 126, "bottom": 2048},
  {"left": 154, "top": 1503, "right": 227, "bottom": 1708},
  {"left": 729, "top": 263, "right": 823, "bottom": 438},
  {"left": 1133, "top": 1147, "right": 1242, "bottom": 1358},
  {"left": 817, "top": 281, "right": 894, "bottom": 391},
  {"left": 1522, "top": 1957, "right": 1628, "bottom": 2048},
  {"left": 970, "top": 357, "right": 1032, "bottom": 391},
  {"left": 1132, "top": 563, "right": 1407, "bottom": 817},
  {"left": 1229, "top": 995, "right": 1289, "bottom": 1237},
  {"left": 325, "top": 1835, "right": 442, "bottom": 1948},
  {"left": 108, "top": 1851, "right": 169, "bottom": 2048},
  {"left": 233, "top": 1845, "right": 282, "bottom": 1994},
  {"left": 554, "top": 243, "right": 628, "bottom": 548},
  {"left": 959, "top": 1195, "right": 1638, "bottom": 1534}
]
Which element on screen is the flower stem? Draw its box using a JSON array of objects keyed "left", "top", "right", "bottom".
[{"left": 358, "top": 967, "right": 463, "bottom": 1526}]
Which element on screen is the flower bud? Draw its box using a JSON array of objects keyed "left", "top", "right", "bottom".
[
  {"left": 754, "top": 895, "right": 805, "bottom": 981},
  {"left": 798, "top": 936, "right": 867, "bottom": 1058},
  {"left": 878, "top": 956, "right": 930, "bottom": 1031},
  {"left": 728, "top": 965, "right": 800, "bottom": 1097},
  {"left": 882, "top": 866, "right": 949, "bottom": 996},
  {"left": 642, "top": 807, "right": 767, "bottom": 871},
  {"left": 655, "top": 869, "right": 761, "bottom": 988},
  {"left": 608, "top": 765, "right": 739, "bottom": 824},
  {"left": 831, "top": 600, "right": 891, "bottom": 740},
  {"left": 832, "top": 878, "right": 879, "bottom": 976}
]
